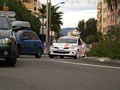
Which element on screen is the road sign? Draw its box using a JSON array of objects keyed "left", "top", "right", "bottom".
[
  {"left": 0, "top": 11, "right": 16, "bottom": 17},
  {"left": 3, "top": 6, "right": 9, "bottom": 11}
]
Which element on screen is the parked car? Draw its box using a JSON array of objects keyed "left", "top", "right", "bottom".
[
  {"left": 0, "top": 16, "right": 17, "bottom": 66},
  {"left": 49, "top": 36, "right": 86, "bottom": 59},
  {"left": 15, "top": 30, "right": 43, "bottom": 58}
]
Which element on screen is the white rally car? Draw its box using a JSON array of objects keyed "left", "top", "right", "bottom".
[{"left": 49, "top": 36, "right": 87, "bottom": 59}]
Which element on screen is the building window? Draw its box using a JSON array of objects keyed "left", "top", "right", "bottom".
[
  {"left": 103, "top": 18, "right": 106, "bottom": 22},
  {"left": 34, "top": 7, "right": 36, "bottom": 11}
]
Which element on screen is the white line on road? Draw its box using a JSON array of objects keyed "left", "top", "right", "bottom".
[{"left": 49, "top": 60, "right": 120, "bottom": 70}]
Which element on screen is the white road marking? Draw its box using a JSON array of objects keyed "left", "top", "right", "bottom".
[{"left": 49, "top": 59, "right": 120, "bottom": 70}]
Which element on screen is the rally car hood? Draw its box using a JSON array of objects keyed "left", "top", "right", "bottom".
[{"left": 53, "top": 43, "right": 77, "bottom": 48}]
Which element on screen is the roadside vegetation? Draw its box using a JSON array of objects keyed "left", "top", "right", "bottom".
[
  {"left": 77, "top": 18, "right": 102, "bottom": 44},
  {"left": 87, "top": 26, "right": 120, "bottom": 60},
  {"left": 84, "top": 0, "right": 120, "bottom": 60}
]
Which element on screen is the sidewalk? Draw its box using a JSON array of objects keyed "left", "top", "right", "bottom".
[{"left": 85, "top": 57, "right": 120, "bottom": 64}]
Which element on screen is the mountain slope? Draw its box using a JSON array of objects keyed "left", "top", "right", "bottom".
[{"left": 60, "top": 27, "right": 75, "bottom": 36}]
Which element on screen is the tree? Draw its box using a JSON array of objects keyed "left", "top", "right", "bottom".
[
  {"left": 77, "top": 20, "right": 86, "bottom": 41},
  {"left": 86, "top": 18, "right": 97, "bottom": 35},
  {"left": 20, "top": 0, "right": 33, "bottom": 3},
  {"left": 38, "top": 4, "right": 46, "bottom": 18},
  {"left": 38, "top": 4, "right": 63, "bottom": 39},
  {"left": 77, "top": 20, "right": 85, "bottom": 31},
  {"left": 77, "top": 18, "right": 98, "bottom": 44},
  {"left": 51, "top": 5, "right": 63, "bottom": 38}
]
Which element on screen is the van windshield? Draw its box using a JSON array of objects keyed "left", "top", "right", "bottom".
[
  {"left": 57, "top": 38, "right": 77, "bottom": 44},
  {"left": 0, "top": 17, "right": 11, "bottom": 30}
]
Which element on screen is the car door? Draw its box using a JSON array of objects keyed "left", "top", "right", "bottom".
[
  {"left": 28, "top": 32, "right": 41, "bottom": 53},
  {"left": 21, "top": 31, "right": 33, "bottom": 54}
]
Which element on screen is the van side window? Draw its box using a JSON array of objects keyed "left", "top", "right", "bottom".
[{"left": 78, "top": 39, "right": 81, "bottom": 45}]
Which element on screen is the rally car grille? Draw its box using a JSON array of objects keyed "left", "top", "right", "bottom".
[{"left": 53, "top": 51, "right": 70, "bottom": 54}]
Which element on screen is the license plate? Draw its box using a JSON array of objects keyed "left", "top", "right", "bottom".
[{"left": 57, "top": 50, "right": 65, "bottom": 52}]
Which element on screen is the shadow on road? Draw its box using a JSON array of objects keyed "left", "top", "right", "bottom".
[{"left": 0, "top": 60, "right": 8, "bottom": 67}]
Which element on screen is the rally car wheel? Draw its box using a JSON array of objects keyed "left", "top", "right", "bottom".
[
  {"left": 17, "top": 46, "right": 21, "bottom": 58},
  {"left": 74, "top": 52, "right": 79, "bottom": 59},
  {"left": 49, "top": 55, "right": 54, "bottom": 58}
]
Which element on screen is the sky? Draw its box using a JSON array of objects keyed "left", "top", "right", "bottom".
[{"left": 40, "top": 0, "right": 98, "bottom": 28}]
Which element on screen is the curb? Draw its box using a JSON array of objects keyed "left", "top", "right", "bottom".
[{"left": 85, "top": 57, "right": 120, "bottom": 64}]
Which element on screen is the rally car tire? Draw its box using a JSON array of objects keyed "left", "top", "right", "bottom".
[{"left": 49, "top": 55, "right": 54, "bottom": 58}]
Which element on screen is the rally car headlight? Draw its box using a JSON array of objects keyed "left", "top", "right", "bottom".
[
  {"left": 50, "top": 45, "right": 54, "bottom": 49},
  {"left": 0, "top": 38, "right": 12, "bottom": 44}
]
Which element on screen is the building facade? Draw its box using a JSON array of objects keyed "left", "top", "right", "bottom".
[
  {"left": 20, "top": 0, "right": 41, "bottom": 16},
  {"left": 97, "top": 0, "right": 119, "bottom": 34},
  {"left": 117, "top": 0, "right": 120, "bottom": 26},
  {"left": 97, "top": 0, "right": 108, "bottom": 34},
  {"left": 97, "top": 0, "right": 102, "bottom": 32}
]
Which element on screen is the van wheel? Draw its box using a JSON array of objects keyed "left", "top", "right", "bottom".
[
  {"left": 5, "top": 57, "right": 17, "bottom": 66},
  {"left": 17, "top": 46, "right": 21, "bottom": 58},
  {"left": 35, "top": 48, "right": 42, "bottom": 58}
]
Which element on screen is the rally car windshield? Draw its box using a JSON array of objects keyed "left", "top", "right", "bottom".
[{"left": 57, "top": 38, "right": 77, "bottom": 44}]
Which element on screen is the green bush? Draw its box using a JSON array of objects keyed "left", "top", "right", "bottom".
[{"left": 87, "top": 26, "right": 120, "bottom": 60}]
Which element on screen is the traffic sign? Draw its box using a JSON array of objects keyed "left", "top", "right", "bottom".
[
  {"left": 3, "top": 6, "right": 9, "bottom": 11},
  {"left": 0, "top": 11, "right": 16, "bottom": 17}
]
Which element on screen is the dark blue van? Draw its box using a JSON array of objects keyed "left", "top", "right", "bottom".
[{"left": 15, "top": 30, "right": 43, "bottom": 58}]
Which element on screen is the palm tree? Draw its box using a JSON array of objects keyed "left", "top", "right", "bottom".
[
  {"left": 38, "top": 4, "right": 63, "bottom": 39},
  {"left": 21, "top": 0, "right": 33, "bottom": 3},
  {"left": 38, "top": 4, "right": 46, "bottom": 18},
  {"left": 51, "top": 5, "right": 63, "bottom": 38}
]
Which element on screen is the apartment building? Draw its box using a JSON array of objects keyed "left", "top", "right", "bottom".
[
  {"left": 97, "top": 0, "right": 108, "bottom": 34},
  {"left": 97, "top": 0, "right": 119, "bottom": 34},
  {"left": 117, "top": 1, "right": 120, "bottom": 26},
  {"left": 20, "top": 0, "right": 41, "bottom": 16},
  {"left": 107, "top": 10, "right": 117, "bottom": 29}
]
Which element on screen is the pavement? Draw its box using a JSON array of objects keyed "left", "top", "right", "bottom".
[
  {"left": 84, "top": 57, "right": 120, "bottom": 64},
  {"left": 0, "top": 56, "right": 120, "bottom": 90},
  {"left": 43, "top": 54, "right": 120, "bottom": 64}
]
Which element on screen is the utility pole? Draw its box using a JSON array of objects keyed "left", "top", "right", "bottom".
[
  {"left": 49, "top": 0, "right": 52, "bottom": 45},
  {"left": 46, "top": 0, "right": 49, "bottom": 42}
]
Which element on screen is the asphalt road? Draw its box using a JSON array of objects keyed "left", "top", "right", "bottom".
[{"left": 0, "top": 55, "right": 120, "bottom": 90}]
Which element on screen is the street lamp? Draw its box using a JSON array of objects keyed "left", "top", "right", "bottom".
[
  {"left": 39, "top": 17, "right": 47, "bottom": 54},
  {"left": 54, "top": 2, "right": 65, "bottom": 7},
  {"left": 48, "top": 1, "right": 65, "bottom": 45},
  {"left": 46, "top": 0, "right": 65, "bottom": 45},
  {"left": 46, "top": 0, "right": 49, "bottom": 43}
]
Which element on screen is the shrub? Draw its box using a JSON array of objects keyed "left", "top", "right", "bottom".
[{"left": 87, "top": 26, "right": 120, "bottom": 60}]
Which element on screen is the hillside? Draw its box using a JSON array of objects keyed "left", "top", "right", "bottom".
[{"left": 60, "top": 27, "right": 75, "bottom": 36}]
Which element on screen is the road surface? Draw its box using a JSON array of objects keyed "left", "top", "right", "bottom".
[{"left": 0, "top": 55, "right": 120, "bottom": 90}]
